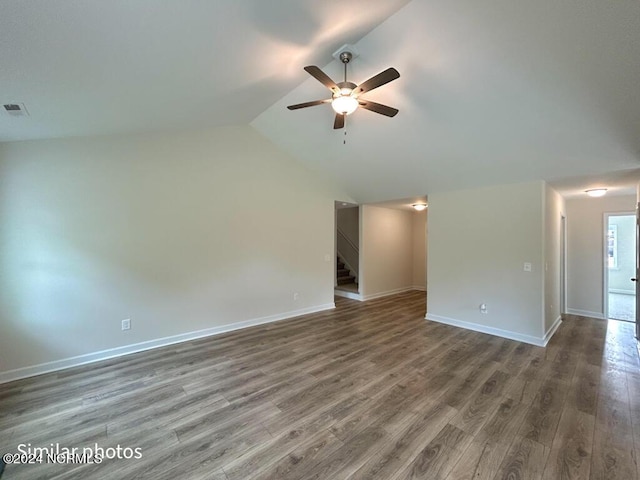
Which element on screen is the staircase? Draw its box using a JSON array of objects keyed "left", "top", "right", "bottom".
[{"left": 337, "top": 258, "right": 358, "bottom": 290}]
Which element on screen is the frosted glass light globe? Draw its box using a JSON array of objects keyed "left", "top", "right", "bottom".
[{"left": 331, "top": 95, "right": 358, "bottom": 115}]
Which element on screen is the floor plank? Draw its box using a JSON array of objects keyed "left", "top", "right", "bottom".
[
  {"left": 541, "top": 406, "right": 595, "bottom": 480},
  {"left": 397, "top": 423, "right": 474, "bottom": 480},
  {"left": 492, "top": 435, "right": 549, "bottom": 480},
  {"left": 0, "top": 293, "right": 638, "bottom": 480}
]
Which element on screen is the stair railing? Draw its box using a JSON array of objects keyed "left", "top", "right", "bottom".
[{"left": 337, "top": 228, "right": 359, "bottom": 282}]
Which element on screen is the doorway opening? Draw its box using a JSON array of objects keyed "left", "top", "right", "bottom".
[
  {"left": 335, "top": 202, "right": 360, "bottom": 298},
  {"left": 605, "top": 213, "right": 636, "bottom": 322}
]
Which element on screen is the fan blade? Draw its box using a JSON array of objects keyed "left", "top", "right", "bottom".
[
  {"left": 333, "top": 113, "right": 345, "bottom": 130},
  {"left": 287, "top": 99, "right": 331, "bottom": 110},
  {"left": 353, "top": 68, "right": 400, "bottom": 96},
  {"left": 358, "top": 100, "right": 399, "bottom": 117},
  {"left": 304, "top": 66, "right": 340, "bottom": 94}
]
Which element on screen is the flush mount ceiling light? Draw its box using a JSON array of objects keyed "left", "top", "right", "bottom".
[
  {"left": 412, "top": 203, "right": 427, "bottom": 211},
  {"left": 585, "top": 188, "right": 607, "bottom": 197}
]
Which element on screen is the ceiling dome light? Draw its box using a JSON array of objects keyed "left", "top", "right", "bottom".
[
  {"left": 331, "top": 95, "right": 359, "bottom": 115},
  {"left": 585, "top": 188, "right": 607, "bottom": 197},
  {"left": 412, "top": 203, "right": 427, "bottom": 211}
]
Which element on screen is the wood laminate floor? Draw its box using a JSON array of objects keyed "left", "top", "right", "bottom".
[{"left": 1, "top": 291, "right": 639, "bottom": 479}]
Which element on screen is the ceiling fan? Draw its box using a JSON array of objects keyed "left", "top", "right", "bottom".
[{"left": 287, "top": 51, "right": 400, "bottom": 130}]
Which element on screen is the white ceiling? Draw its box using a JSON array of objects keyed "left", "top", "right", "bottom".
[
  {"left": 368, "top": 197, "right": 429, "bottom": 212},
  {"left": 253, "top": 0, "right": 640, "bottom": 202},
  {"left": 2, "top": 0, "right": 639, "bottom": 204},
  {"left": 0, "top": 0, "right": 409, "bottom": 141},
  {"left": 548, "top": 168, "right": 640, "bottom": 199}
]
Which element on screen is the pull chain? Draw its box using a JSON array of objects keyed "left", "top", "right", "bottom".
[{"left": 344, "top": 116, "right": 347, "bottom": 145}]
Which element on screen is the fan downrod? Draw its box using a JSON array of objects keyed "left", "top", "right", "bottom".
[{"left": 339, "top": 51, "right": 353, "bottom": 83}]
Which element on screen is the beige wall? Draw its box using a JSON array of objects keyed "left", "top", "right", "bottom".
[
  {"left": 0, "top": 126, "right": 348, "bottom": 377},
  {"left": 360, "top": 205, "right": 414, "bottom": 298},
  {"left": 543, "top": 185, "right": 566, "bottom": 333},
  {"left": 566, "top": 194, "right": 636, "bottom": 318},
  {"left": 412, "top": 210, "right": 427, "bottom": 289},
  {"left": 427, "top": 181, "right": 546, "bottom": 343}
]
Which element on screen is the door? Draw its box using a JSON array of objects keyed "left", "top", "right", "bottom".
[{"left": 636, "top": 202, "right": 640, "bottom": 337}]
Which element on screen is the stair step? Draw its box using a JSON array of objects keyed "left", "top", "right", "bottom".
[
  {"left": 337, "top": 276, "right": 355, "bottom": 285},
  {"left": 337, "top": 268, "right": 351, "bottom": 277}
]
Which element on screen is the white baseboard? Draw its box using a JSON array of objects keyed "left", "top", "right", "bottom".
[
  {"left": 0, "top": 303, "right": 335, "bottom": 384},
  {"left": 411, "top": 285, "right": 427, "bottom": 292},
  {"left": 334, "top": 289, "right": 364, "bottom": 301},
  {"left": 335, "top": 286, "right": 425, "bottom": 302},
  {"left": 362, "top": 286, "right": 425, "bottom": 301},
  {"left": 425, "top": 313, "right": 546, "bottom": 347},
  {"left": 543, "top": 315, "right": 562, "bottom": 345},
  {"left": 566, "top": 308, "right": 605, "bottom": 320},
  {"left": 609, "top": 289, "right": 635, "bottom": 295}
]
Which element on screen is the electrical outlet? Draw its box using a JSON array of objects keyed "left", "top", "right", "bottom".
[
  {"left": 524, "top": 262, "right": 532, "bottom": 272},
  {"left": 121, "top": 319, "right": 131, "bottom": 331},
  {"left": 293, "top": 292, "right": 299, "bottom": 301},
  {"left": 480, "top": 303, "right": 487, "bottom": 314},
  {"left": 324, "top": 254, "right": 331, "bottom": 262}
]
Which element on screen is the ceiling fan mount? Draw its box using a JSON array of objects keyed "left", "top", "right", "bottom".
[
  {"left": 287, "top": 50, "right": 400, "bottom": 130},
  {"left": 338, "top": 51, "right": 353, "bottom": 64}
]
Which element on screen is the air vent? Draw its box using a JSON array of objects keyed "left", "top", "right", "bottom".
[{"left": 3, "top": 103, "right": 29, "bottom": 116}]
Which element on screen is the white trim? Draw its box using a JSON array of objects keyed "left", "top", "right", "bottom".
[
  {"left": 0, "top": 303, "right": 335, "bottom": 384},
  {"left": 334, "top": 289, "right": 364, "bottom": 301},
  {"left": 544, "top": 315, "right": 562, "bottom": 344},
  {"left": 566, "top": 308, "right": 605, "bottom": 320},
  {"left": 603, "top": 212, "right": 610, "bottom": 319},
  {"left": 560, "top": 214, "right": 567, "bottom": 315},
  {"left": 425, "top": 313, "right": 546, "bottom": 347},
  {"left": 362, "top": 286, "right": 423, "bottom": 301},
  {"left": 335, "top": 286, "right": 424, "bottom": 302},
  {"left": 609, "top": 288, "right": 635, "bottom": 295}
]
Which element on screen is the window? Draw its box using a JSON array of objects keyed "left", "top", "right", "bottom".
[{"left": 607, "top": 225, "right": 617, "bottom": 268}]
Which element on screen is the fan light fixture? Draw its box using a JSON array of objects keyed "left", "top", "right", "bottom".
[
  {"left": 287, "top": 49, "right": 400, "bottom": 130},
  {"left": 331, "top": 95, "right": 358, "bottom": 115},
  {"left": 412, "top": 203, "right": 427, "bottom": 211},
  {"left": 585, "top": 188, "right": 607, "bottom": 197}
]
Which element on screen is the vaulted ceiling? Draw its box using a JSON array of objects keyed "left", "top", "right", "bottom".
[
  {"left": 2, "top": 0, "right": 639, "bottom": 202},
  {"left": 0, "top": 0, "right": 409, "bottom": 141}
]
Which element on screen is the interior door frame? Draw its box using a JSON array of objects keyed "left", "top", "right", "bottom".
[
  {"left": 636, "top": 202, "right": 640, "bottom": 338},
  {"left": 560, "top": 214, "right": 567, "bottom": 315},
  {"left": 603, "top": 211, "right": 636, "bottom": 321}
]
